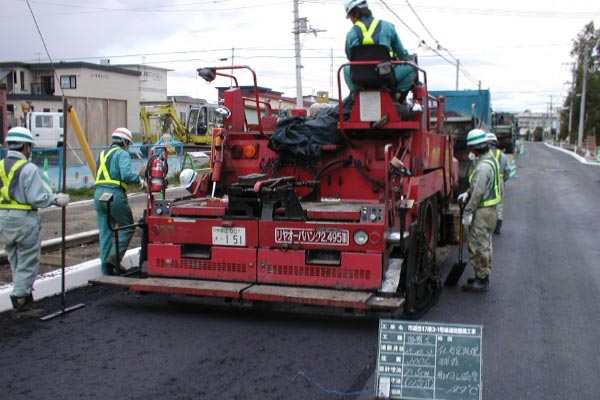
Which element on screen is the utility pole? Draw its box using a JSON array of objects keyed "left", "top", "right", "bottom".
[
  {"left": 549, "top": 95, "right": 554, "bottom": 142},
  {"left": 292, "top": 0, "right": 325, "bottom": 109},
  {"left": 568, "top": 65, "right": 576, "bottom": 140},
  {"left": 577, "top": 50, "right": 588, "bottom": 152},
  {"left": 455, "top": 59, "right": 459, "bottom": 90},
  {"left": 330, "top": 48, "right": 334, "bottom": 100},
  {"left": 293, "top": 0, "right": 303, "bottom": 109}
]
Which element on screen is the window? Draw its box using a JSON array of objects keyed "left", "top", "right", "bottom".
[
  {"left": 36, "top": 115, "right": 54, "bottom": 128},
  {"left": 60, "top": 75, "right": 77, "bottom": 89},
  {"left": 20, "top": 71, "right": 25, "bottom": 91}
]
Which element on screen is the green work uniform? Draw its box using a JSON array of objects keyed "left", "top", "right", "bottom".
[{"left": 94, "top": 144, "right": 140, "bottom": 274}]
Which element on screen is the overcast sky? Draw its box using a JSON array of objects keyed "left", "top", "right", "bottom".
[{"left": 3, "top": 0, "right": 599, "bottom": 113}]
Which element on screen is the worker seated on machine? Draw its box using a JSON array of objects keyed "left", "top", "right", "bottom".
[
  {"left": 152, "top": 132, "right": 181, "bottom": 155},
  {"left": 346, "top": 45, "right": 422, "bottom": 122}
]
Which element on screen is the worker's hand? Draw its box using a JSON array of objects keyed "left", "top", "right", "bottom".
[
  {"left": 462, "top": 212, "right": 473, "bottom": 227},
  {"left": 457, "top": 192, "right": 469, "bottom": 203},
  {"left": 138, "top": 164, "right": 147, "bottom": 178},
  {"left": 55, "top": 193, "right": 70, "bottom": 207},
  {"left": 139, "top": 178, "right": 147, "bottom": 190}
]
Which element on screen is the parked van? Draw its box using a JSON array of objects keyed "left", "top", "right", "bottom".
[{"left": 25, "top": 112, "right": 64, "bottom": 148}]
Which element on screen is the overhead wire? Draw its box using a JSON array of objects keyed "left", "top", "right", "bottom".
[
  {"left": 25, "top": 0, "right": 65, "bottom": 97},
  {"left": 388, "top": 0, "right": 479, "bottom": 87}
]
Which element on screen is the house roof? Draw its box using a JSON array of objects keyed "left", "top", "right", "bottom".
[{"left": 0, "top": 61, "right": 141, "bottom": 76}]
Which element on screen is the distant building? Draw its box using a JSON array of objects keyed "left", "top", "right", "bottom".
[
  {"left": 0, "top": 61, "right": 146, "bottom": 146},
  {"left": 515, "top": 110, "right": 558, "bottom": 137},
  {"left": 0, "top": 60, "right": 317, "bottom": 144}
]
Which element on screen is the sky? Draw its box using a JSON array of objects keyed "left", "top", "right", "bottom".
[{"left": 3, "top": 0, "right": 600, "bottom": 113}]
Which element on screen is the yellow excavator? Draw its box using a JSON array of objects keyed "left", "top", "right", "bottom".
[{"left": 140, "top": 103, "right": 220, "bottom": 146}]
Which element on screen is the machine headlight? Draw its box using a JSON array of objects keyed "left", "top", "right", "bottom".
[{"left": 354, "top": 230, "right": 368, "bottom": 246}]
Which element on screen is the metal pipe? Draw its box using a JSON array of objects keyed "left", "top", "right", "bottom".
[{"left": 67, "top": 105, "right": 96, "bottom": 176}]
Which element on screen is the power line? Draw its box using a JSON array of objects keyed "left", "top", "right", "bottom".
[{"left": 25, "top": 0, "right": 64, "bottom": 97}]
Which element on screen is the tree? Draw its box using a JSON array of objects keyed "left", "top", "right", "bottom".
[{"left": 560, "top": 22, "right": 600, "bottom": 146}]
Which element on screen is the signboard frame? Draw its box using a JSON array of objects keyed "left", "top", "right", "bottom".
[{"left": 376, "top": 319, "right": 483, "bottom": 400}]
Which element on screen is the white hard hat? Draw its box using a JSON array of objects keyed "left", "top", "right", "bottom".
[
  {"left": 344, "top": 0, "right": 368, "bottom": 15},
  {"left": 6, "top": 126, "right": 34, "bottom": 144},
  {"left": 112, "top": 127, "right": 133, "bottom": 145},
  {"left": 179, "top": 168, "right": 197, "bottom": 190},
  {"left": 487, "top": 132, "right": 498, "bottom": 144},
  {"left": 161, "top": 132, "right": 172, "bottom": 142},
  {"left": 215, "top": 106, "right": 231, "bottom": 119},
  {"left": 466, "top": 129, "right": 489, "bottom": 148}
]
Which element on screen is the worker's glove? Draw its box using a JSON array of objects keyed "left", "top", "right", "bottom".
[
  {"left": 457, "top": 192, "right": 469, "bottom": 204},
  {"left": 462, "top": 212, "right": 473, "bottom": 227},
  {"left": 139, "top": 178, "right": 147, "bottom": 190},
  {"left": 55, "top": 193, "right": 70, "bottom": 207}
]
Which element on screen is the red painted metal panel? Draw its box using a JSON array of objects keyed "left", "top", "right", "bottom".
[
  {"left": 146, "top": 216, "right": 259, "bottom": 247},
  {"left": 170, "top": 203, "right": 227, "bottom": 217},
  {"left": 256, "top": 248, "right": 382, "bottom": 290},
  {"left": 405, "top": 169, "right": 446, "bottom": 203},
  {"left": 148, "top": 243, "right": 257, "bottom": 282}
]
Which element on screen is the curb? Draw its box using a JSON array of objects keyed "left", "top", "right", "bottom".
[{"left": 545, "top": 142, "right": 600, "bottom": 166}]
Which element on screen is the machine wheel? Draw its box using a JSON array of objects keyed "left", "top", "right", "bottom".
[{"left": 404, "top": 196, "right": 442, "bottom": 318}]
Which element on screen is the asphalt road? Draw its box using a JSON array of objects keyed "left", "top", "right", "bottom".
[{"left": 1, "top": 142, "right": 599, "bottom": 400}]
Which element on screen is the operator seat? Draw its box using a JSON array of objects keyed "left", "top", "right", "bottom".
[{"left": 349, "top": 45, "right": 397, "bottom": 91}]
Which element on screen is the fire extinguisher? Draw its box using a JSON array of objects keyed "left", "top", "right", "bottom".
[
  {"left": 146, "top": 154, "right": 168, "bottom": 193},
  {"left": 210, "top": 128, "right": 225, "bottom": 197}
]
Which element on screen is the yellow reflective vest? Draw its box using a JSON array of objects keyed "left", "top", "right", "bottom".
[
  {"left": 95, "top": 146, "right": 128, "bottom": 190},
  {"left": 469, "top": 156, "right": 501, "bottom": 207},
  {"left": 0, "top": 159, "right": 33, "bottom": 210},
  {"left": 354, "top": 19, "right": 395, "bottom": 58}
]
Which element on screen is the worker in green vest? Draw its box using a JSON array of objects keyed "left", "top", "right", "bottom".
[
  {"left": 94, "top": 127, "right": 145, "bottom": 275},
  {"left": 487, "top": 133, "right": 511, "bottom": 234},
  {"left": 0, "top": 127, "right": 70, "bottom": 319},
  {"left": 456, "top": 129, "right": 501, "bottom": 292},
  {"left": 343, "top": 0, "right": 416, "bottom": 98}
]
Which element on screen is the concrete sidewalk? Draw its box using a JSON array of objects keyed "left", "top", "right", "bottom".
[{"left": 545, "top": 142, "right": 600, "bottom": 166}]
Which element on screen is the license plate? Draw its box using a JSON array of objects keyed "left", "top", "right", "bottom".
[
  {"left": 275, "top": 228, "right": 349, "bottom": 246},
  {"left": 212, "top": 227, "right": 246, "bottom": 246}
]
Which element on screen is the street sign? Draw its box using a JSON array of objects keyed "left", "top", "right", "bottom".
[{"left": 376, "top": 319, "right": 483, "bottom": 400}]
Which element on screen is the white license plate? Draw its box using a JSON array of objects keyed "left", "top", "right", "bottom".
[
  {"left": 212, "top": 227, "right": 246, "bottom": 246},
  {"left": 275, "top": 228, "right": 349, "bottom": 245}
]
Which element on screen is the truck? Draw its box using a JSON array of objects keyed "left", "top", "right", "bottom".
[
  {"left": 140, "top": 103, "right": 221, "bottom": 146},
  {"left": 93, "top": 53, "right": 459, "bottom": 318},
  {"left": 25, "top": 111, "right": 64, "bottom": 148},
  {"left": 491, "top": 112, "right": 516, "bottom": 154},
  {"left": 430, "top": 89, "right": 492, "bottom": 193}
]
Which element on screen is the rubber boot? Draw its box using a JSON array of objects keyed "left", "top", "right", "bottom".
[
  {"left": 462, "top": 277, "right": 489, "bottom": 293},
  {"left": 10, "top": 294, "right": 45, "bottom": 320},
  {"left": 494, "top": 220, "right": 502, "bottom": 235},
  {"left": 104, "top": 255, "right": 127, "bottom": 275}
]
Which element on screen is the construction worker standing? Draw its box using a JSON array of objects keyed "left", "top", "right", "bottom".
[
  {"left": 487, "top": 133, "right": 511, "bottom": 234},
  {"left": 0, "top": 127, "right": 70, "bottom": 319},
  {"left": 94, "top": 127, "right": 145, "bottom": 275},
  {"left": 343, "top": 0, "right": 416, "bottom": 97},
  {"left": 457, "top": 129, "right": 501, "bottom": 292}
]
